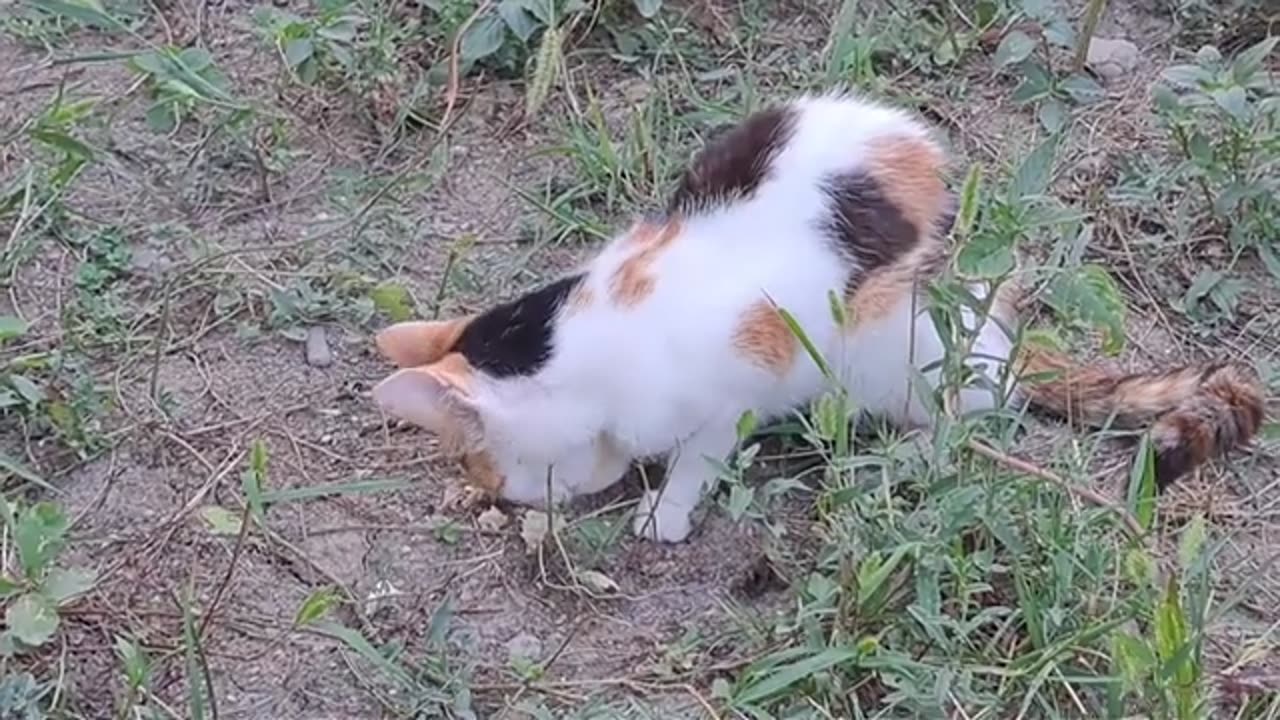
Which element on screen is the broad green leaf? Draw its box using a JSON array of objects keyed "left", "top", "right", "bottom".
[
  {"left": 956, "top": 230, "right": 1015, "bottom": 279},
  {"left": 460, "top": 14, "right": 506, "bottom": 63},
  {"left": 1127, "top": 435, "right": 1157, "bottom": 531},
  {"left": 632, "top": 0, "right": 662, "bottom": 18},
  {"left": 1011, "top": 133, "right": 1060, "bottom": 199},
  {"left": 30, "top": 129, "right": 94, "bottom": 160},
  {"left": 294, "top": 586, "right": 341, "bottom": 626},
  {"left": 1211, "top": 86, "right": 1249, "bottom": 123},
  {"left": 369, "top": 283, "right": 413, "bottom": 322},
  {"left": 1045, "top": 264, "right": 1126, "bottom": 355},
  {"left": 1011, "top": 61, "right": 1053, "bottom": 103},
  {"left": 0, "top": 316, "right": 27, "bottom": 341},
  {"left": 283, "top": 37, "right": 314, "bottom": 68},
  {"left": 1060, "top": 74, "right": 1104, "bottom": 104},
  {"left": 6, "top": 593, "right": 58, "bottom": 647},
  {"left": 993, "top": 30, "right": 1036, "bottom": 68},
  {"left": 496, "top": 0, "right": 537, "bottom": 41},
  {"left": 43, "top": 566, "right": 96, "bottom": 604},
  {"left": 14, "top": 502, "right": 68, "bottom": 580},
  {"left": 317, "top": 16, "right": 361, "bottom": 42},
  {"left": 735, "top": 410, "right": 758, "bottom": 441},
  {"left": 1162, "top": 64, "right": 1212, "bottom": 88},
  {"left": 1037, "top": 97, "right": 1065, "bottom": 133}
]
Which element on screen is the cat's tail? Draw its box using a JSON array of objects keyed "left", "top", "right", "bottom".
[{"left": 1014, "top": 344, "right": 1265, "bottom": 488}]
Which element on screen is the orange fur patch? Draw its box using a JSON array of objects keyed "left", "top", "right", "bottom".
[
  {"left": 733, "top": 300, "right": 796, "bottom": 375},
  {"left": 867, "top": 137, "right": 946, "bottom": 237},
  {"left": 376, "top": 316, "right": 472, "bottom": 368},
  {"left": 460, "top": 450, "right": 504, "bottom": 496},
  {"left": 846, "top": 243, "right": 945, "bottom": 329},
  {"left": 610, "top": 219, "right": 683, "bottom": 307}
]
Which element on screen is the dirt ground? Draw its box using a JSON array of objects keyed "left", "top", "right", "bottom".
[{"left": 1, "top": 0, "right": 1277, "bottom": 717}]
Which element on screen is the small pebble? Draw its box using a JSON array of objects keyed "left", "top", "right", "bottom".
[
  {"left": 305, "top": 326, "right": 333, "bottom": 368},
  {"left": 1086, "top": 37, "right": 1139, "bottom": 83},
  {"left": 506, "top": 632, "right": 543, "bottom": 662}
]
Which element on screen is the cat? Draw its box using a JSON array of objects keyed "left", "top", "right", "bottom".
[{"left": 371, "top": 92, "right": 1264, "bottom": 543}]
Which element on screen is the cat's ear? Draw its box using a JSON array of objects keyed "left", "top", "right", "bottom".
[
  {"left": 375, "top": 317, "right": 471, "bottom": 368},
  {"left": 372, "top": 353, "right": 481, "bottom": 448}
]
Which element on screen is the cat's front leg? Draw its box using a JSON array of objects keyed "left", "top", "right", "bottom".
[{"left": 633, "top": 421, "right": 737, "bottom": 543}]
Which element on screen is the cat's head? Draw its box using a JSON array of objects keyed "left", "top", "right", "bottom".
[{"left": 370, "top": 318, "right": 557, "bottom": 502}]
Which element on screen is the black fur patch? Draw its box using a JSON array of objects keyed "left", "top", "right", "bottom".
[
  {"left": 822, "top": 171, "right": 920, "bottom": 278},
  {"left": 668, "top": 105, "right": 798, "bottom": 214},
  {"left": 456, "top": 274, "right": 583, "bottom": 378}
]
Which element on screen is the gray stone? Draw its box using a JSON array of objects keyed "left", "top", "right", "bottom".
[
  {"left": 1086, "top": 37, "right": 1139, "bottom": 82},
  {"left": 305, "top": 326, "right": 333, "bottom": 367}
]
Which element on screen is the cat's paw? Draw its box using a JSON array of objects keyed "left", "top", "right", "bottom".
[{"left": 632, "top": 490, "right": 693, "bottom": 543}]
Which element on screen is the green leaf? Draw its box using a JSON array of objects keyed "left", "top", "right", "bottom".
[
  {"left": 1011, "top": 61, "right": 1053, "bottom": 103},
  {"left": 242, "top": 439, "right": 268, "bottom": 526},
  {"left": 0, "top": 453, "right": 50, "bottom": 492},
  {"left": 1162, "top": 64, "right": 1212, "bottom": 88},
  {"left": 115, "top": 636, "right": 151, "bottom": 689},
  {"left": 1037, "top": 97, "right": 1065, "bottom": 133},
  {"left": 1211, "top": 86, "right": 1249, "bottom": 123},
  {"left": 732, "top": 648, "right": 862, "bottom": 706},
  {"left": 1011, "top": 133, "right": 1059, "bottom": 199},
  {"left": 9, "top": 374, "right": 44, "bottom": 406},
  {"left": 1230, "top": 36, "right": 1278, "bottom": 84},
  {"left": 26, "top": 0, "right": 123, "bottom": 29},
  {"left": 1127, "top": 435, "right": 1157, "bottom": 531},
  {"left": 294, "top": 586, "right": 342, "bottom": 626},
  {"left": 632, "top": 0, "right": 662, "bottom": 18},
  {"left": 6, "top": 593, "right": 59, "bottom": 647},
  {"left": 283, "top": 37, "right": 314, "bottom": 68},
  {"left": 956, "top": 230, "right": 1015, "bottom": 279},
  {"left": 0, "top": 576, "right": 23, "bottom": 599},
  {"left": 735, "top": 410, "right": 758, "bottom": 441},
  {"left": 1060, "top": 74, "right": 1104, "bottom": 104},
  {"left": 144, "top": 101, "right": 179, "bottom": 133},
  {"left": 0, "top": 316, "right": 27, "bottom": 341},
  {"left": 43, "top": 566, "right": 96, "bottom": 604},
  {"left": 460, "top": 14, "right": 506, "bottom": 63},
  {"left": 1045, "top": 264, "right": 1126, "bottom": 355},
  {"left": 994, "top": 30, "right": 1036, "bottom": 68},
  {"left": 369, "top": 282, "right": 414, "bottom": 322},
  {"left": 30, "top": 129, "right": 94, "bottom": 160},
  {"left": 13, "top": 502, "right": 68, "bottom": 580},
  {"left": 199, "top": 506, "right": 242, "bottom": 536},
  {"left": 497, "top": 0, "right": 537, "bottom": 41},
  {"left": 1177, "top": 514, "right": 1207, "bottom": 571}
]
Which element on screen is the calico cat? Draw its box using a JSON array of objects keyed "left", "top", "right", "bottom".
[{"left": 372, "top": 93, "right": 1264, "bottom": 543}]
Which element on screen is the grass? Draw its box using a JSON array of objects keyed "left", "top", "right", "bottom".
[{"left": 0, "top": 0, "right": 1277, "bottom": 718}]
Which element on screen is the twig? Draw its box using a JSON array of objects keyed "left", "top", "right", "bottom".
[
  {"left": 197, "top": 499, "right": 254, "bottom": 640},
  {"left": 966, "top": 438, "right": 1144, "bottom": 538},
  {"left": 1073, "top": 0, "right": 1107, "bottom": 72}
]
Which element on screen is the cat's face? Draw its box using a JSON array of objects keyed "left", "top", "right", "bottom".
[{"left": 371, "top": 319, "right": 578, "bottom": 504}]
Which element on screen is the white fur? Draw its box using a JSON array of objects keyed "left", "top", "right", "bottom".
[{"left": 376, "top": 93, "right": 1015, "bottom": 542}]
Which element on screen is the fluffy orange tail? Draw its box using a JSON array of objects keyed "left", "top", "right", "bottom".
[{"left": 1016, "top": 346, "right": 1265, "bottom": 488}]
